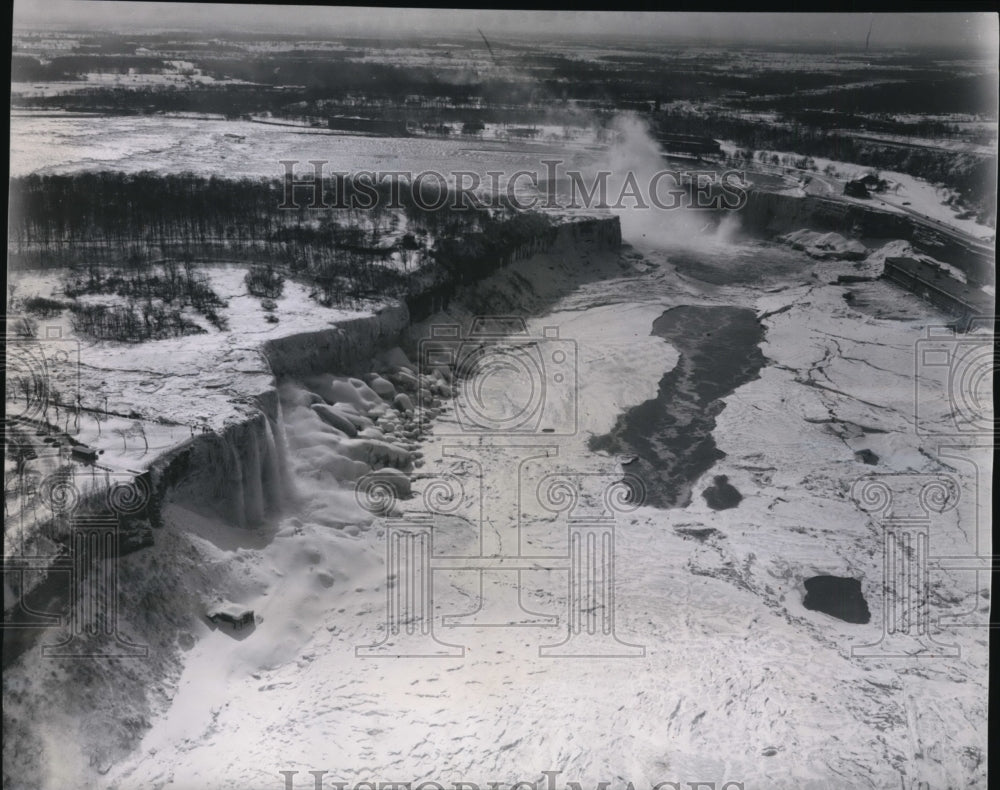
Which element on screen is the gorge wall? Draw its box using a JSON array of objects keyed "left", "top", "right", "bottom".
[{"left": 739, "top": 189, "right": 994, "bottom": 286}]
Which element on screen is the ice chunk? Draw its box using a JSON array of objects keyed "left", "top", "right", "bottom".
[{"left": 311, "top": 404, "right": 358, "bottom": 437}]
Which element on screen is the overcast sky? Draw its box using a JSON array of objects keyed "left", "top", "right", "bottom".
[{"left": 11, "top": 2, "right": 1000, "bottom": 54}]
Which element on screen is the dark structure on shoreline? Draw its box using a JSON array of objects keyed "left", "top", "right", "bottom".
[
  {"left": 207, "top": 603, "right": 255, "bottom": 631},
  {"left": 882, "top": 256, "right": 994, "bottom": 321},
  {"left": 656, "top": 133, "right": 722, "bottom": 158},
  {"left": 327, "top": 116, "right": 409, "bottom": 136}
]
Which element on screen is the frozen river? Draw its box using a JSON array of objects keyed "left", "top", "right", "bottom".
[{"left": 90, "top": 230, "right": 990, "bottom": 790}]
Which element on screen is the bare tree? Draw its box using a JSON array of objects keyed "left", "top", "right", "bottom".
[
  {"left": 130, "top": 421, "right": 149, "bottom": 455},
  {"left": 49, "top": 386, "right": 61, "bottom": 430},
  {"left": 113, "top": 427, "right": 129, "bottom": 453},
  {"left": 17, "top": 375, "right": 34, "bottom": 412},
  {"left": 92, "top": 409, "right": 105, "bottom": 437},
  {"left": 368, "top": 203, "right": 388, "bottom": 246}
]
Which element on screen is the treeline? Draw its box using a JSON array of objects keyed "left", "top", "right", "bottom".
[
  {"left": 15, "top": 86, "right": 292, "bottom": 118},
  {"left": 742, "top": 73, "right": 999, "bottom": 117},
  {"left": 8, "top": 172, "right": 560, "bottom": 316},
  {"left": 11, "top": 172, "right": 302, "bottom": 252},
  {"left": 785, "top": 110, "right": 992, "bottom": 142},
  {"left": 12, "top": 54, "right": 168, "bottom": 81},
  {"left": 9, "top": 172, "right": 420, "bottom": 307},
  {"left": 9, "top": 170, "right": 481, "bottom": 254}
]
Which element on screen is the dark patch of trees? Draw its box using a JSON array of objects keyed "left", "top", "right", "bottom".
[
  {"left": 742, "top": 73, "right": 999, "bottom": 117},
  {"left": 244, "top": 264, "right": 285, "bottom": 298},
  {"left": 22, "top": 296, "right": 70, "bottom": 317},
  {"left": 68, "top": 302, "right": 207, "bottom": 343}
]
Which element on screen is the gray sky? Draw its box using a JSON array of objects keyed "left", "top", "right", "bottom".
[{"left": 11, "top": 3, "right": 1000, "bottom": 53}]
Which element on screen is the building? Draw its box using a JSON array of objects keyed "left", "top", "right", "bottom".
[
  {"left": 656, "top": 133, "right": 722, "bottom": 158},
  {"left": 844, "top": 179, "right": 870, "bottom": 198},
  {"left": 859, "top": 172, "right": 886, "bottom": 191},
  {"left": 207, "top": 602, "right": 255, "bottom": 631},
  {"left": 70, "top": 445, "right": 99, "bottom": 464},
  {"left": 883, "top": 256, "right": 994, "bottom": 320}
]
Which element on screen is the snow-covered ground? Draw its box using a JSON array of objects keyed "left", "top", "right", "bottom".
[
  {"left": 22, "top": 226, "right": 978, "bottom": 790},
  {"left": 8, "top": 264, "right": 381, "bottom": 442},
  {"left": 3, "top": 263, "right": 387, "bottom": 568}
]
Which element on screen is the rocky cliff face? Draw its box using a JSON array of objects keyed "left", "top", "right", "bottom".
[
  {"left": 151, "top": 408, "right": 292, "bottom": 529},
  {"left": 405, "top": 214, "right": 623, "bottom": 322},
  {"left": 740, "top": 190, "right": 914, "bottom": 237},
  {"left": 739, "top": 190, "right": 994, "bottom": 285},
  {"left": 262, "top": 304, "right": 411, "bottom": 379}
]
